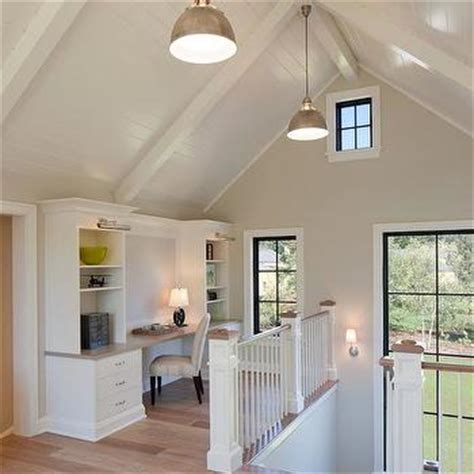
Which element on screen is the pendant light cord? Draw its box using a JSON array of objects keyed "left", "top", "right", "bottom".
[{"left": 305, "top": 8, "right": 309, "bottom": 99}]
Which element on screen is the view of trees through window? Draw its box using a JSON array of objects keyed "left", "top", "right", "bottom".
[
  {"left": 253, "top": 237, "right": 297, "bottom": 333},
  {"left": 383, "top": 230, "right": 473, "bottom": 471}
]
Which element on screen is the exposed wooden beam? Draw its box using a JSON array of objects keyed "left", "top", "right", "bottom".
[
  {"left": 312, "top": 6, "right": 358, "bottom": 82},
  {"left": 318, "top": 1, "right": 473, "bottom": 91},
  {"left": 1, "top": 0, "right": 87, "bottom": 124},
  {"left": 114, "top": 1, "right": 297, "bottom": 204}
]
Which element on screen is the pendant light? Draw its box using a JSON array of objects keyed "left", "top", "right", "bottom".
[
  {"left": 287, "top": 5, "right": 328, "bottom": 141},
  {"left": 170, "top": 0, "right": 237, "bottom": 64}
]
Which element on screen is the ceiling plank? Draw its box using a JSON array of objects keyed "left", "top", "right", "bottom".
[
  {"left": 312, "top": 7, "right": 358, "bottom": 82},
  {"left": 318, "top": 1, "right": 473, "bottom": 91},
  {"left": 1, "top": 0, "right": 87, "bottom": 124},
  {"left": 114, "top": 1, "right": 297, "bottom": 204}
]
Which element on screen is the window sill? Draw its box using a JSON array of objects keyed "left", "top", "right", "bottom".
[{"left": 326, "top": 147, "right": 381, "bottom": 163}]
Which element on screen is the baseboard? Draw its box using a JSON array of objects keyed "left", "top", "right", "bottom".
[
  {"left": 36, "top": 417, "right": 51, "bottom": 435},
  {"left": 0, "top": 426, "right": 14, "bottom": 439},
  {"left": 47, "top": 405, "right": 146, "bottom": 442}
]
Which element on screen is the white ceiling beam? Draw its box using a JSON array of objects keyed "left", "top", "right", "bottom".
[
  {"left": 318, "top": 1, "right": 473, "bottom": 91},
  {"left": 1, "top": 0, "right": 87, "bottom": 125},
  {"left": 312, "top": 6, "right": 358, "bottom": 82},
  {"left": 114, "top": 1, "right": 298, "bottom": 204}
]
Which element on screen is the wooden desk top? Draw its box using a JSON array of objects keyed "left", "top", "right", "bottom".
[{"left": 45, "top": 319, "right": 241, "bottom": 361}]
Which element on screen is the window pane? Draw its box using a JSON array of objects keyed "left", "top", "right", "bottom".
[
  {"left": 388, "top": 295, "right": 436, "bottom": 352},
  {"left": 423, "top": 414, "right": 437, "bottom": 462},
  {"left": 356, "top": 103, "right": 371, "bottom": 126},
  {"left": 438, "top": 234, "right": 474, "bottom": 294},
  {"left": 279, "top": 302, "right": 297, "bottom": 316},
  {"left": 438, "top": 295, "right": 473, "bottom": 356},
  {"left": 341, "top": 129, "right": 355, "bottom": 150},
  {"left": 388, "top": 235, "right": 436, "bottom": 292},
  {"left": 258, "top": 240, "right": 276, "bottom": 270},
  {"left": 259, "top": 302, "right": 278, "bottom": 331},
  {"left": 278, "top": 240, "right": 296, "bottom": 270},
  {"left": 259, "top": 272, "right": 276, "bottom": 301},
  {"left": 340, "top": 105, "right": 355, "bottom": 127},
  {"left": 279, "top": 272, "right": 297, "bottom": 302},
  {"left": 356, "top": 126, "right": 371, "bottom": 149}
]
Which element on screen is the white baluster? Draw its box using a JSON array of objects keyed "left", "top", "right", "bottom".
[
  {"left": 239, "top": 348, "right": 244, "bottom": 446},
  {"left": 244, "top": 346, "right": 250, "bottom": 449},
  {"left": 457, "top": 373, "right": 463, "bottom": 473},
  {"left": 438, "top": 372, "right": 443, "bottom": 473},
  {"left": 255, "top": 340, "right": 261, "bottom": 444},
  {"left": 385, "top": 368, "right": 394, "bottom": 474}
]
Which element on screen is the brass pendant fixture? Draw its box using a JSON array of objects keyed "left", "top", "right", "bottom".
[
  {"left": 170, "top": 0, "right": 237, "bottom": 64},
  {"left": 287, "top": 5, "right": 328, "bottom": 141}
]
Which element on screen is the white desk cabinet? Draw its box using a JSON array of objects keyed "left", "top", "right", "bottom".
[{"left": 46, "top": 349, "right": 145, "bottom": 441}]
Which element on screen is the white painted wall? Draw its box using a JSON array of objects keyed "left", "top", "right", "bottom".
[
  {"left": 252, "top": 386, "right": 337, "bottom": 473},
  {"left": 206, "top": 70, "right": 473, "bottom": 472}
]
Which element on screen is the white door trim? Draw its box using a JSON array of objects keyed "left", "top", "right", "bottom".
[
  {"left": 0, "top": 201, "right": 39, "bottom": 436},
  {"left": 372, "top": 219, "right": 473, "bottom": 472},
  {"left": 243, "top": 228, "right": 304, "bottom": 336}
]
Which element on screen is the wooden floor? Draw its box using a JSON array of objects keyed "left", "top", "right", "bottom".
[{"left": 0, "top": 379, "right": 286, "bottom": 473}]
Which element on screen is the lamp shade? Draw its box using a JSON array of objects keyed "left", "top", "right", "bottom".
[
  {"left": 345, "top": 329, "right": 357, "bottom": 344},
  {"left": 169, "top": 2, "right": 237, "bottom": 64},
  {"left": 169, "top": 288, "right": 189, "bottom": 308},
  {"left": 287, "top": 97, "right": 329, "bottom": 141}
]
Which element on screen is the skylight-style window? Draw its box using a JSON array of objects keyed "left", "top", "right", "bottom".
[{"left": 336, "top": 98, "right": 372, "bottom": 151}]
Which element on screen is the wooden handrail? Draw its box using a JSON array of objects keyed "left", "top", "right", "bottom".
[
  {"left": 301, "top": 310, "right": 329, "bottom": 321},
  {"left": 379, "top": 356, "right": 474, "bottom": 374},
  {"left": 238, "top": 324, "right": 291, "bottom": 347}
]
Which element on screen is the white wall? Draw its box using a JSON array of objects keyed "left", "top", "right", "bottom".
[
  {"left": 206, "top": 70, "right": 473, "bottom": 472},
  {"left": 252, "top": 386, "right": 337, "bottom": 473}
]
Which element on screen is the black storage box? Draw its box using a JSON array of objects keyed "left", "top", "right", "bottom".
[{"left": 81, "top": 312, "right": 110, "bottom": 350}]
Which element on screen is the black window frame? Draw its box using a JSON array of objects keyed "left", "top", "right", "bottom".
[
  {"left": 335, "top": 97, "right": 373, "bottom": 152},
  {"left": 382, "top": 229, "right": 474, "bottom": 468},
  {"left": 253, "top": 236, "right": 297, "bottom": 334}
]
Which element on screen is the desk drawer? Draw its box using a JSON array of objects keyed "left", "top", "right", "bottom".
[
  {"left": 97, "top": 369, "right": 141, "bottom": 400},
  {"left": 97, "top": 350, "right": 141, "bottom": 379},
  {"left": 97, "top": 387, "right": 141, "bottom": 421}
]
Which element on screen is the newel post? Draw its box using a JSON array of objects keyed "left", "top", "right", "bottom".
[
  {"left": 206, "top": 329, "right": 243, "bottom": 472},
  {"left": 320, "top": 300, "right": 337, "bottom": 381},
  {"left": 392, "top": 340, "right": 424, "bottom": 474},
  {"left": 281, "top": 312, "right": 305, "bottom": 414}
]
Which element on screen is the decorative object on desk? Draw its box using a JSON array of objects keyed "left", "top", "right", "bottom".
[
  {"left": 206, "top": 242, "right": 214, "bottom": 260},
  {"left": 169, "top": 287, "right": 189, "bottom": 327},
  {"left": 206, "top": 264, "right": 216, "bottom": 287},
  {"left": 81, "top": 312, "right": 109, "bottom": 350},
  {"left": 80, "top": 246, "right": 107, "bottom": 265},
  {"left": 131, "top": 323, "right": 179, "bottom": 336},
  {"left": 97, "top": 218, "right": 131, "bottom": 231},
  {"left": 80, "top": 274, "right": 111, "bottom": 288},
  {"left": 207, "top": 291, "right": 217, "bottom": 301}
]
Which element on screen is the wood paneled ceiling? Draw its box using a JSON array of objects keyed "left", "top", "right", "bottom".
[{"left": 1, "top": 1, "right": 472, "bottom": 218}]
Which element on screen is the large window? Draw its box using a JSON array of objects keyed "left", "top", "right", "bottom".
[
  {"left": 253, "top": 236, "right": 297, "bottom": 333},
  {"left": 383, "top": 230, "right": 473, "bottom": 471}
]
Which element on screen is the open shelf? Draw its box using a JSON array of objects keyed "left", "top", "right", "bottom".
[
  {"left": 206, "top": 286, "right": 226, "bottom": 291},
  {"left": 80, "top": 286, "right": 122, "bottom": 293},
  {"left": 207, "top": 298, "right": 226, "bottom": 305},
  {"left": 80, "top": 264, "right": 123, "bottom": 269}
]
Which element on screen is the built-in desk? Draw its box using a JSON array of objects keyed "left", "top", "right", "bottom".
[{"left": 45, "top": 319, "right": 241, "bottom": 441}]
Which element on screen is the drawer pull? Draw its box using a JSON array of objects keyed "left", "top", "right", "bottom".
[
  {"left": 115, "top": 380, "right": 126, "bottom": 387},
  {"left": 115, "top": 400, "right": 126, "bottom": 407}
]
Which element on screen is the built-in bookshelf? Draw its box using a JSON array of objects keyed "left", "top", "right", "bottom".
[{"left": 205, "top": 239, "right": 229, "bottom": 322}]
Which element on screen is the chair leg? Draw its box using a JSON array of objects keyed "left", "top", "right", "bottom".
[
  {"left": 150, "top": 376, "right": 156, "bottom": 406},
  {"left": 157, "top": 376, "right": 162, "bottom": 395},
  {"left": 198, "top": 371, "right": 204, "bottom": 395},
  {"left": 193, "top": 377, "right": 202, "bottom": 404}
]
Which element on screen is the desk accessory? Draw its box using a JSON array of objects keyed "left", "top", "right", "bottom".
[{"left": 169, "top": 287, "right": 189, "bottom": 327}]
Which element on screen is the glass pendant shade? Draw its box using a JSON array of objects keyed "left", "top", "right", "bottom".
[
  {"left": 287, "top": 97, "right": 329, "bottom": 141},
  {"left": 170, "top": 1, "right": 237, "bottom": 64}
]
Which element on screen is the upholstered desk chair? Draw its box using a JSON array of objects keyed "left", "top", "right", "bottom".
[{"left": 149, "top": 313, "right": 211, "bottom": 405}]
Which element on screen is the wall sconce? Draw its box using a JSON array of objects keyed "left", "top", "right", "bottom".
[{"left": 346, "top": 329, "right": 359, "bottom": 357}]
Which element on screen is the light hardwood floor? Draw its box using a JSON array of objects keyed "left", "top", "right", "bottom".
[{"left": 0, "top": 379, "right": 287, "bottom": 473}]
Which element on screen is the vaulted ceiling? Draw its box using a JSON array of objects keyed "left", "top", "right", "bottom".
[{"left": 1, "top": 1, "right": 472, "bottom": 218}]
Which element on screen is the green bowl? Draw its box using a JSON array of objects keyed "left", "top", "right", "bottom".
[{"left": 80, "top": 247, "right": 108, "bottom": 265}]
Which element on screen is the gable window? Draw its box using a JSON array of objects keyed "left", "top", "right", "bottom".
[
  {"left": 326, "top": 86, "right": 380, "bottom": 162},
  {"left": 336, "top": 98, "right": 372, "bottom": 151},
  {"left": 252, "top": 236, "right": 297, "bottom": 333}
]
